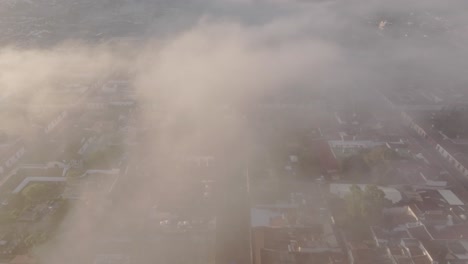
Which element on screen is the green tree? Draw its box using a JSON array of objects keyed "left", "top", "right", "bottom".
[
  {"left": 362, "top": 185, "right": 386, "bottom": 224},
  {"left": 0, "top": 210, "right": 18, "bottom": 224},
  {"left": 344, "top": 184, "right": 387, "bottom": 239},
  {"left": 363, "top": 146, "right": 396, "bottom": 167},
  {"left": 7, "top": 193, "right": 27, "bottom": 210},
  {"left": 346, "top": 184, "right": 364, "bottom": 220},
  {"left": 24, "top": 231, "right": 48, "bottom": 248},
  {"left": 66, "top": 169, "right": 84, "bottom": 178},
  {"left": 84, "top": 145, "right": 123, "bottom": 169},
  {"left": 21, "top": 183, "right": 50, "bottom": 203}
]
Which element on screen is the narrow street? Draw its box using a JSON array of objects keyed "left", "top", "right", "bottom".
[{"left": 215, "top": 168, "right": 251, "bottom": 264}]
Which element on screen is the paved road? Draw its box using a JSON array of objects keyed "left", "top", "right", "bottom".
[
  {"left": 377, "top": 88, "right": 468, "bottom": 192},
  {"left": 400, "top": 125, "right": 468, "bottom": 198},
  {"left": 215, "top": 168, "right": 251, "bottom": 264}
]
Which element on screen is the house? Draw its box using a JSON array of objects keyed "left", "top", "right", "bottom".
[
  {"left": 446, "top": 240, "right": 468, "bottom": 261},
  {"left": 402, "top": 111, "right": 431, "bottom": 140},
  {"left": 251, "top": 193, "right": 343, "bottom": 264},
  {"left": 346, "top": 242, "right": 393, "bottom": 264},
  {"left": 448, "top": 261, "right": 468, "bottom": 264},
  {"left": 371, "top": 227, "right": 412, "bottom": 247},
  {"left": 435, "top": 142, "right": 468, "bottom": 178},
  {"left": 406, "top": 188, "right": 468, "bottom": 228},
  {"left": 406, "top": 224, "right": 434, "bottom": 242},
  {"left": 384, "top": 160, "right": 448, "bottom": 187},
  {"left": 429, "top": 224, "right": 468, "bottom": 240},
  {"left": 401, "top": 110, "right": 468, "bottom": 179},
  {"left": 252, "top": 227, "right": 345, "bottom": 264},
  {"left": 382, "top": 206, "right": 419, "bottom": 229},
  {"left": 386, "top": 239, "right": 434, "bottom": 264}
]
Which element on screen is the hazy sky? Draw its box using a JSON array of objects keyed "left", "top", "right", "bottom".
[{"left": 1, "top": 0, "right": 468, "bottom": 262}]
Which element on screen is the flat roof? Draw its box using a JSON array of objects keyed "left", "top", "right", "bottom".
[{"left": 438, "top": 190, "right": 464, "bottom": 206}]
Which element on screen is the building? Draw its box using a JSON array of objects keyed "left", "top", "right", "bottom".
[
  {"left": 386, "top": 239, "right": 434, "bottom": 264},
  {"left": 401, "top": 110, "right": 468, "bottom": 179},
  {"left": 254, "top": 227, "right": 345, "bottom": 264},
  {"left": 435, "top": 142, "right": 468, "bottom": 178},
  {"left": 346, "top": 242, "right": 393, "bottom": 264},
  {"left": 251, "top": 194, "right": 344, "bottom": 264}
]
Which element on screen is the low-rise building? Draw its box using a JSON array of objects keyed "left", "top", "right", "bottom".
[{"left": 251, "top": 192, "right": 344, "bottom": 264}]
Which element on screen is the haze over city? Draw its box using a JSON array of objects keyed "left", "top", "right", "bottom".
[{"left": 1, "top": 0, "right": 468, "bottom": 264}]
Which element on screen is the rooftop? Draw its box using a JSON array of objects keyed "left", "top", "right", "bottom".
[
  {"left": 410, "top": 189, "right": 467, "bottom": 214},
  {"left": 406, "top": 224, "right": 433, "bottom": 241},
  {"left": 430, "top": 224, "right": 468, "bottom": 240},
  {"left": 382, "top": 206, "right": 419, "bottom": 228},
  {"left": 438, "top": 190, "right": 464, "bottom": 206},
  {"left": 371, "top": 226, "right": 412, "bottom": 246},
  {"left": 347, "top": 243, "right": 393, "bottom": 264}
]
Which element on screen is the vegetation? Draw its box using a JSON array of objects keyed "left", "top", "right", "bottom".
[
  {"left": 11, "top": 199, "right": 71, "bottom": 253},
  {"left": 21, "top": 183, "right": 63, "bottom": 203},
  {"left": 22, "top": 183, "right": 49, "bottom": 202},
  {"left": 49, "top": 199, "right": 70, "bottom": 231},
  {"left": 0, "top": 209, "right": 19, "bottom": 224},
  {"left": 24, "top": 231, "right": 49, "bottom": 248},
  {"left": 0, "top": 194, "right": 28, "bottom": 223},
  {"left": 343, "top": 184, "right": 389, "bottom": 240},
  {"left": 66, "top": 169, "right": 85, "bottom": 178},
  {"left": 84, "top": 145, "right": 123, "bottom": 169},
  {"left": 362, "top": 146, "right": 397, "bottom": 166},
  {"left": 8, "top": 193, "right": 28, "bottom": 209},
  {"left": 341, "top": 146, "right": 397, "bottom": 180}
]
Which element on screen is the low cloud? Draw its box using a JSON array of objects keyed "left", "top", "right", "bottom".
[
  {"left": 1, "top": 0, "right": 467, "bottom": 262},
  {"left": 0, "top": 12, "right": 341, "bottom": 263}
]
